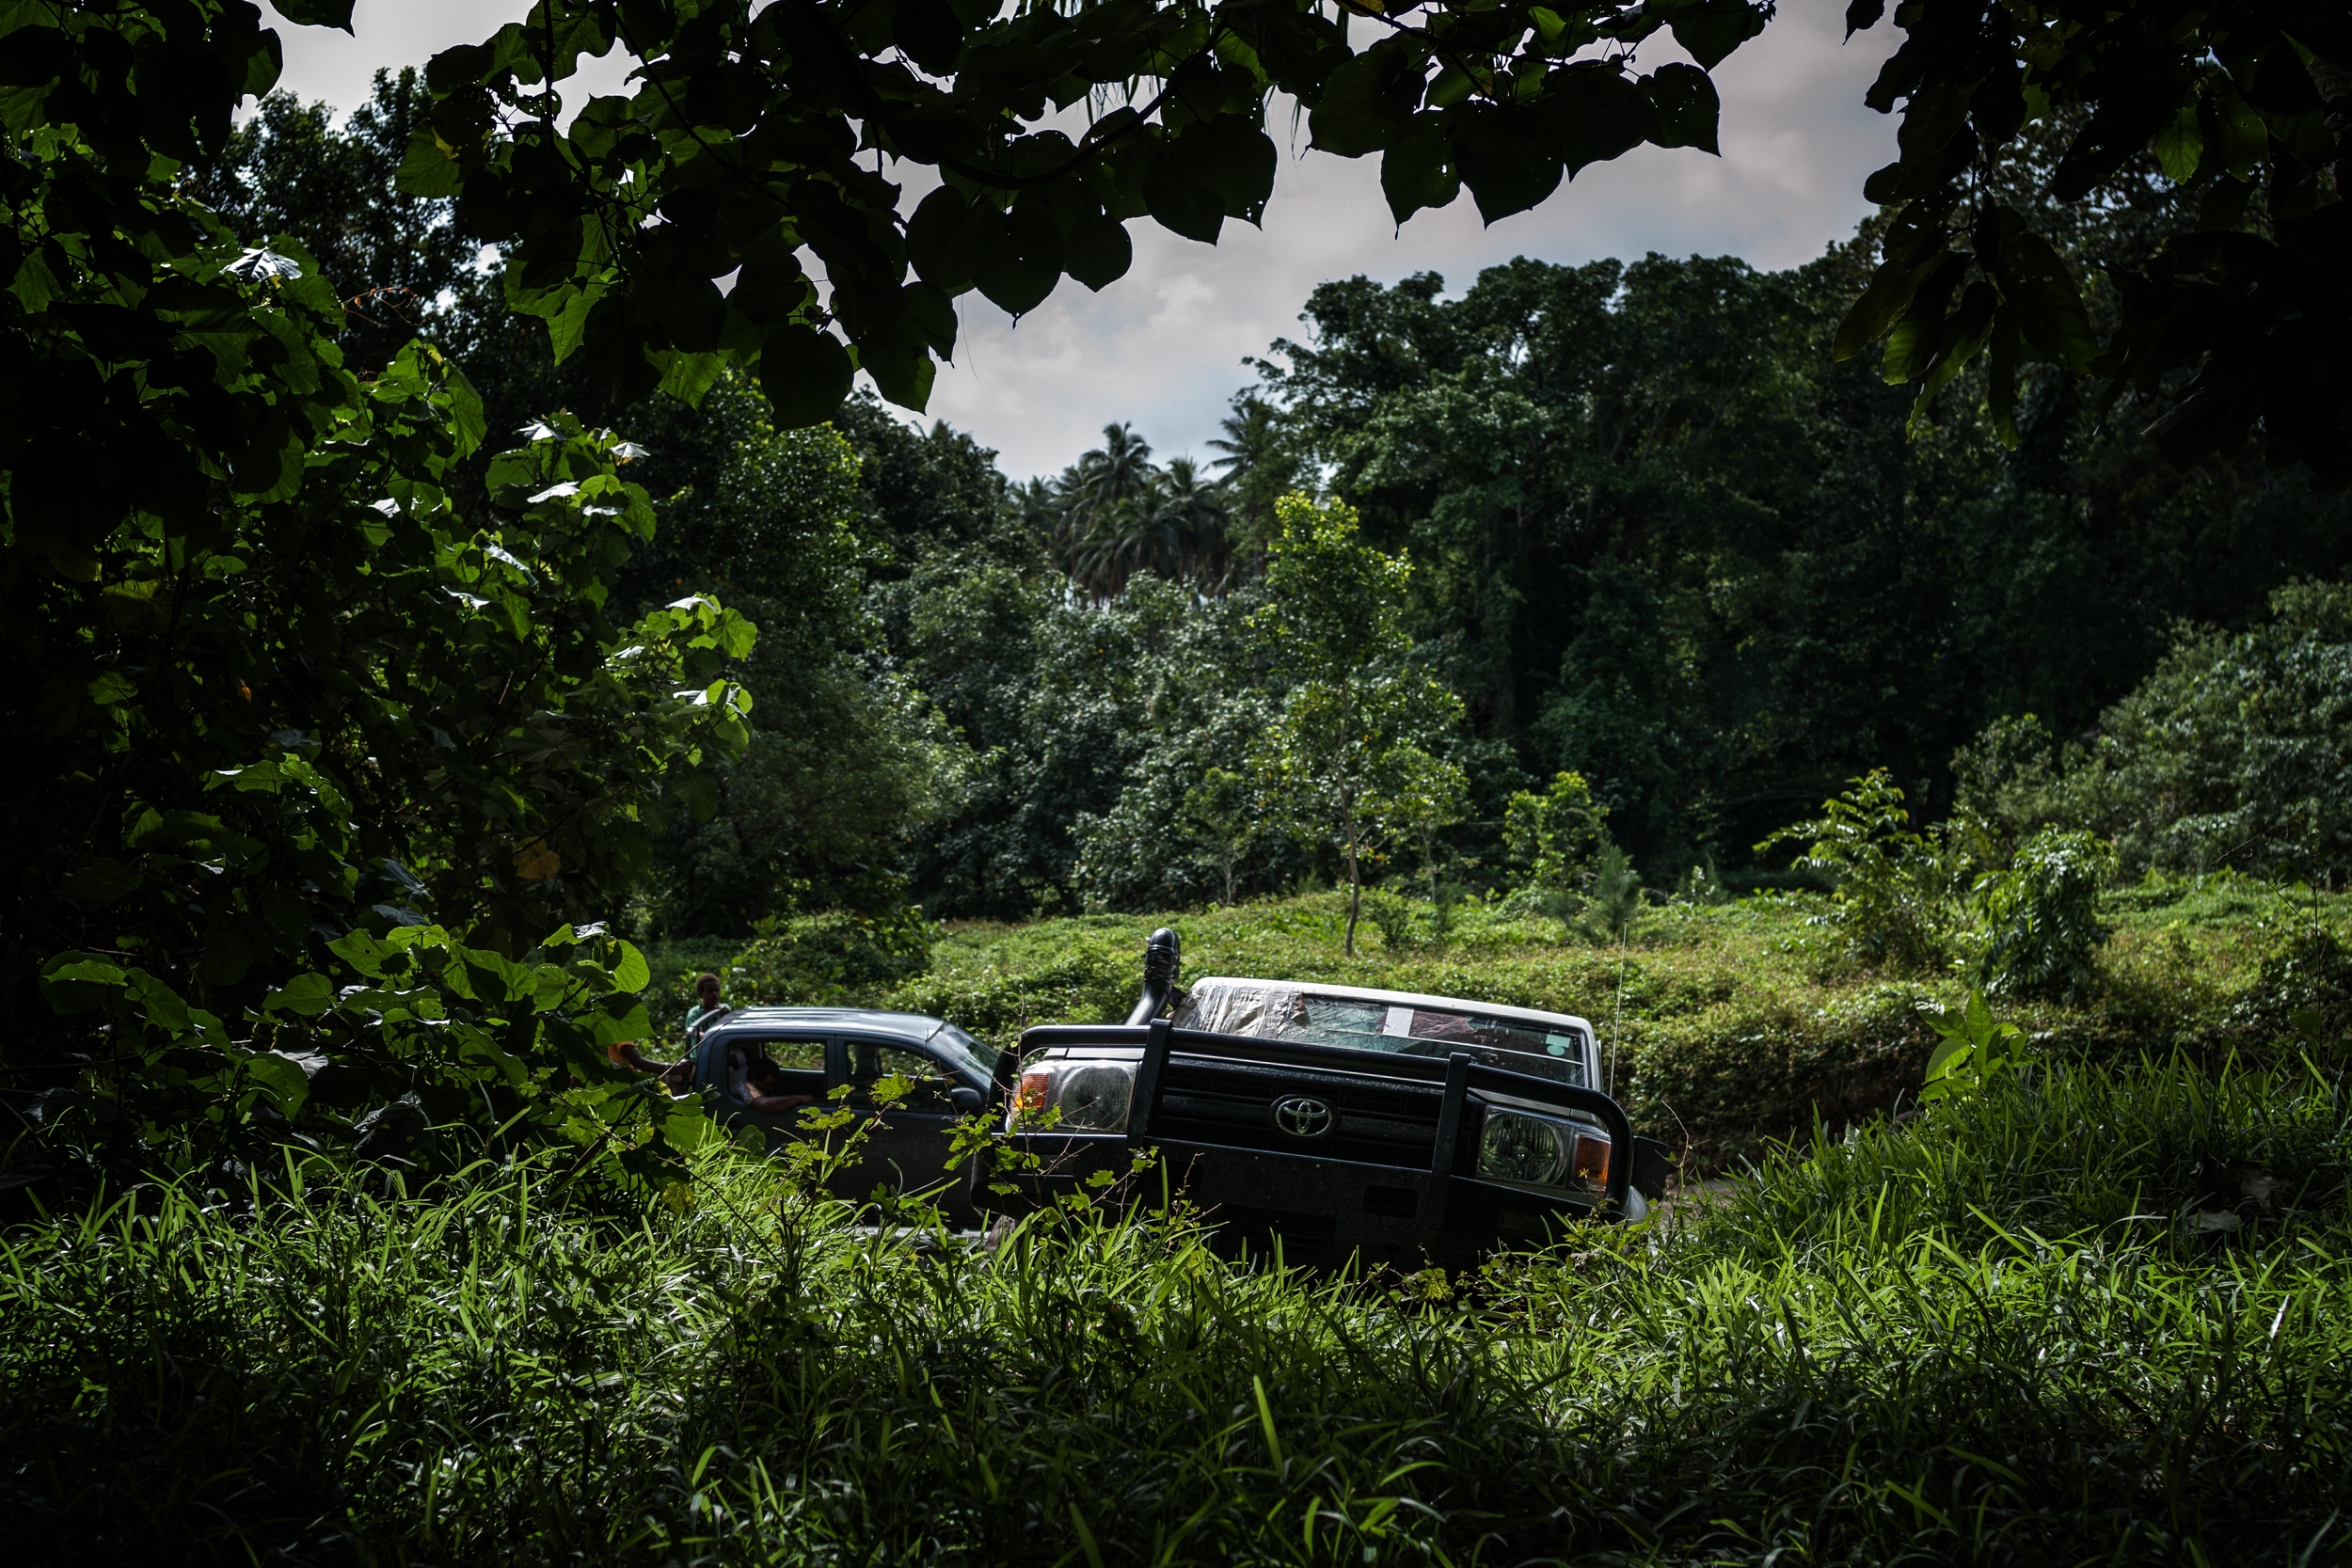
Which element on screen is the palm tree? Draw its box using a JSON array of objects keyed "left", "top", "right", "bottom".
[
  {"left": 1206, "top": 397, "right": 1273, "bottom": 483},
  {"left": 1044, "top": 424, "right": 1236, "bottom": 601},
  {"left": 1071, "top": 422, "right": 1153, "bottom": 515},
  {"left": 1148, "top": 456, "right": 1232, "bottom": 590},
  {"left": 1055, "top": 424, "right": 1156, "bottom": 599},
  {"left": 1205, "top": 393, "right": 1298, "bottom": 562}
]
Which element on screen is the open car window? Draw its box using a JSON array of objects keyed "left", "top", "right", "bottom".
[
  {"left": 749, "top": 1037, "right": 826, "bottom": 1070},
  {"left": 849, "top": 1039, "right": 956, "bottom": 1110},
  {"left": 1176, "top": 982, "right": 1587, "bottom": 1086}
]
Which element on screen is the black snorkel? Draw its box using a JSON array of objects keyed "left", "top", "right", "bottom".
[{"left": 1124, "top": 927, "right": 1181, "bottom": 1025}]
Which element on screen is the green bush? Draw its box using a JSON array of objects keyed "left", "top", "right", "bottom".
[
  {"left": 884, "top": 928, "right": 1138, "bottom": 1045},
  {"left": 703, "top": 908, "right": 935, "bottom": 1010},
  {"left": 1619, "top": 976, "right": 1945, "bottom": 1148},
  {"left": 1972, "top": 827, "right": 2114, "bottom": 1000},
  {"left": 1756, "top": 769, "right": 1960, "bottom": 973},
  {"left": 2228, "top": 926, "right": 2352, "bottom": 1054},
  {"left": 1958, "top": 580, "right": 2352, "bottom": 880},
  {"left": 1357, "top": 886, "right": 1439, "bottom": 951},
  {"left": 1501, "top": 769, "right": 1610, "bottom": 891}
]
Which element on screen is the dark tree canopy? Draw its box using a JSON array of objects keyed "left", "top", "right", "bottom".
[
  {"left": 199, "top": 68, "right": 477, "bottom": 374},
  {"left": 1841, "top": 0, "right": 2350, "bottom": 487},
  {"left": 396, "top": 0, "right": 1767, "bottom": 418},
  {"left": 0, "top": 0, "right": 751, "bottom": 1184}
]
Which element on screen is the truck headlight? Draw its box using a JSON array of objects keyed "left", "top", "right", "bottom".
[
  {"left": 1009, "top": 1059, "right": 1134, "bottom": 1132},
  {"left": 1478, "top": 1107, "right": 1610, "bottom": 1192}
]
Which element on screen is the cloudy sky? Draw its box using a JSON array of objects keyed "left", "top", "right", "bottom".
[{"left": 269, "top": 2, "right": 1899, "bottom": 481}]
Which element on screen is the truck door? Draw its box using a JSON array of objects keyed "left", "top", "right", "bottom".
[
  {"left": 714, "top": 1033, "right": 829, "bottom": 1148},
  {"left": 830, "top": 1036, "right": 970, "bottom": 1221}
]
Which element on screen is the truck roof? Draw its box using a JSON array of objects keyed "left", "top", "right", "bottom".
[{"left": 710, "top": 1006, "right": 944, "bottom": 1042}]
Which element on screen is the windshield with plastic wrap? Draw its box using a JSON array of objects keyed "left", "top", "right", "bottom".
[{"left": 1172, "top": 983, "right": 1586, "bottom": 1086}]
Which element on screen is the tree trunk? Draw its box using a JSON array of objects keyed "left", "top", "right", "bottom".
[{"left": 1343, "top": 839, "right": 1361, "bottom": 957}]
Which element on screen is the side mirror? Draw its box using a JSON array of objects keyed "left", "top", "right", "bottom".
[
  {"left": 1630, "top": 1136, "right": 1672, "bottom": 1203},
  {"left": 949, "top": 1085, "right": 984, "bottom": 1115}
]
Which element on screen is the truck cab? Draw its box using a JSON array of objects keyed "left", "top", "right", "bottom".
[
  {"left": 691, "top": 1006, "right": 994, "bottom": 1227},
  {"left": 983, "top": 932, "right": 1667, "bottom": 1268}
]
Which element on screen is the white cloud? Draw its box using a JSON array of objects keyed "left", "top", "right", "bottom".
[{"left": 266, "top": 0, "right": 1901, "bottom": 481}]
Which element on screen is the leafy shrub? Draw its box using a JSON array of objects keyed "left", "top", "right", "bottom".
[
  {"left": 1972, "top": 828, "right": 2114, "bottom": 1000},
  {"left": 1921, "top": 990, "right": 2028, "bottom": 1101},
  {"left": 1358, "top": 886, "right": 1442, "bottom": 951},
  {"left": 887, "top": 945, "right": 1137, "bottom": 1046},
  {"left": 1583, "top": 842, "right": 1643, "bottom": 942},
  {"left": 1619, "top": 977, "right": 1946, "bottom": 1150},
  {"left": 2228, "top": 927, "right": 2352, "bottom": 1053},
  {"left": 1949, "top": 712, "right": 2074, "bottom": 858},
  {"left": 1959, "top": 581, "right": 2352, "bottom": 880},
  {"left": 1502, "top": 770, "right": 1609, "bottom": 892},
  {"left": 711, "top": 908, "right": 935, "bottom": 1008},
  {"left": 26, "top": 922, "right": 685, "bottom": 1196},
  {"left": 1756, "top": 770, "right": 1960, "bottom": 972}
]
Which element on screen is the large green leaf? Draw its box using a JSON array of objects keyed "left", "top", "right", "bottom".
[
  {"left": 264, "top": 973, "right": 338, "bottom": 1017},
  {"left": 973, "top": 204, "right": 1064, "bottom": 313},
  {"left": 1667, "top": 0, "right": 1767, "bottom": 71},
  {"left": 1834, "top": 254, "right": 1936, "bottom": 364},
  {"left": 907, "top": 186, "right": 977, "bottom": 294},
  {"left": 757, "top": 325, "right": 856, "bottom": 427},
  {"left": 1142, "top": 144, "right": 1225, "bottom": 243},
  {"left": 1063, "top": 214, "right": 1134, "bottom": 290},
  {"left": 1985, "top": 214, "right": 2095, "bottom": 372},
  {"left": 268, "top": 0, "right": 356, "bottom": 31},
  {"left": 1643, "top": 64, "right": 1719, "bottom": 154},
  {"left": 1539, "top": 64, "right": 1648, "bottom": 177},
  {"left": 1309, "top": 44, "right": 1421, "bottom": 157},
  {"left": 1379, "top": 114, "right": 1459, "bottom": 224},
  {"left": 1454, "top": 106, "right": 1562, "bottom": 223}
]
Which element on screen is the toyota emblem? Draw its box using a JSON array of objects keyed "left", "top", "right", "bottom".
[{"left": 1272, "top": 1094, "right": 1334, "bottom": 1138}]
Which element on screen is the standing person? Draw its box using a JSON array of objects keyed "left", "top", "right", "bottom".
[
  {"left": 608, "top": 972, "right": 735, "bottom": 1092},
  {"left": 682, "top": 972, "right": 733, "bottom": 1044}
]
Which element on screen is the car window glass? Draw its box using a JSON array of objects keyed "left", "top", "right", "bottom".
[
  {"left": 753, "top": 1037, "right": 826, "bottom": 1070},
  {"left": 1181, "top": 982, "right": 1585, "bottom": 1085},
  {"left": 850, "top": 1039, "right": 953, "bottom": 1110},
  {"left": 1396, "top": 1008, "right": 1586, "bottom": 1086},
  {"left": 1280, "top": 993, "right": 1386, "bottom": 1047},
  {"left": 1177, "top": 982, "right": 1298, "bottom": 1037},
  {"left": 926, "top": 1021, "right": 994, "bottom": 1080}
]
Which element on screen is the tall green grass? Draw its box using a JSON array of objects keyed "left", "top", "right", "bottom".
[{"left": 6, "top": 1056, "right": 2345, "bottom": 1564}]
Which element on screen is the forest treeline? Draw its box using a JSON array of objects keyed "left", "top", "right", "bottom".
[{"left": 215, "top": 72, "right": 2352, "bottom": 938}]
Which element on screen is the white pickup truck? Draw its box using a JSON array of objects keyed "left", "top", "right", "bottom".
[{"left": 984, "top": 930, "right": 1667, "bottom": 1267}]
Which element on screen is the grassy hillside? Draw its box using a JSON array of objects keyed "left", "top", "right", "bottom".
[{"left": 660, "top": 873, "right": 2352, "bottom": 1167}]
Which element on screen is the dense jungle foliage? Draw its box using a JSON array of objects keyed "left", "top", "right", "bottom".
[
  {"left": 7, "top": 6, "right": 2352, "bottom": 1562},
  {"left": 171, "top": 69, "right": 2352, "bottom": 944},
  {"left": 2, "top": 2, "right": 2346, "bottom": 1205}
]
